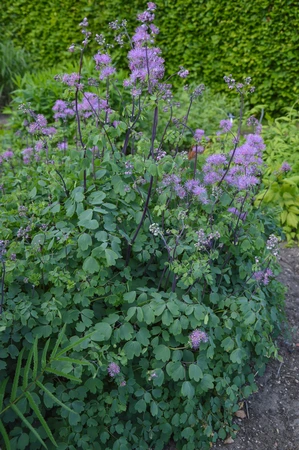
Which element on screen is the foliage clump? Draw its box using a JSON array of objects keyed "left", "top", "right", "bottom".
[{"left": 0, "top": 4, "right": 285, "bottom": 449}]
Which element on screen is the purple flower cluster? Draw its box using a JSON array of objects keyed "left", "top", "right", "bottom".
[
  {"left": 107, "top": 362, "right": 120, "bottom": 377},
  {"left": 194, "top": 129, "right": 205, "bottom": 142},
  {"left": 185, "top": 179, "right": 208, "bottom": 203},
  {"left": 253, "top": 268, "right": 273, "bottom": 285},
  {"left": 219, "top": 119, "right": 233, "bottom": 133},
  {"left": 52, "top": 100, "right": 75, "bottom": 120},
  {"left": 28, "top": 114, "right": 56, "bottom": 137},
  {"left": 94, "top": 52, "right": 115, "bottom": 80},
  {"left": 247, "top": 115, "right": 262, "bottom": 134},
  {"left": 228, "top": 207, "right": 247, "bottom": 222},
  {"left": 189, "top": 329, "right": 209, "bottom": 350},
  {"left": 0, "top": 150, "right": 14, "bottom": 164},
  {"left": 123, "top": 4, "right": 165, "bottom": 92},
  {"left": 203, "top": 154, "right": 227, "bottom": 185},
  {"left": 280, "top": 162, "right": 291, "bottom": 173},
  {"left": 78, "top": 92, "right": 110, "bottom": 118},
  {"left": 224, "top": 75, "right": 255, "bottom": 93}
]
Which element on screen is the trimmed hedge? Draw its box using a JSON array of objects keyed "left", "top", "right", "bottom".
[{"left": 1, "top": 0, "right": 299, "bottom": 113}]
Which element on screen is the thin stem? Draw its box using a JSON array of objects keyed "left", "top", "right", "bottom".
[
  {"left": 126, "top": 176, "right": 154, "bottom": 266},
  {"left": 0, "top": 261, "right": 5, "bottom": 315}
]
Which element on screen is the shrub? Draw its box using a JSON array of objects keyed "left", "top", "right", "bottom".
[
  {"left": 255, "top": 107, "right": 299, "bottom": 244},
  {"left": 0, "top": 40, "right": 30, "bottom": 108},
  {"left": 0, "top": 4, "right": 285, "bottom": 450},
  {"left": 1, "top": 0, "right": 299, "bottom": 114}
]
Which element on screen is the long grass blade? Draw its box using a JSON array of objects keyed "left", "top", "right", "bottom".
[
  {"left": 24, "top": 392, "right": 57, "bottom": 447},
  {"left": 0, "top": 418, "right": 11, "bottom": 450},
  {"left": 10, "top": 348, "right": 25, "bottom": 402},
  {"left": 56, "top": 357, "right": 90, "bottom": 365},
  {"left": 55, "top": 332, "right": 93, "bottom": 358},
  {"left": 44, "top": 368, "right": 81, "bottom": 383},
  {"left": 41, "top": 338, "right": 51, "bottom": 369},
  {"left": 0, "top": 377, "right": 9, "bottom": 411},
  {"left": 11, "top": 404, "right": 47, "bottom": 449},
  {"left": 22, "top": 347, "right": 34, "bottom": 390},
  {"left": 50, "top": 324, "right": 66, "bottom": 360},
  {"left": 36, "top": 381, "right": 77, "bottom": 414},
  {"left": 32, "top": 337, "right": 39, "bottom": 378}
]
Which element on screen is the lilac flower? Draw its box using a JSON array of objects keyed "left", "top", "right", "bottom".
[
  {"left": 228, "top": 207, "right": 247, "bottom": 222},
  {"left": 137, "top": 11, "right": 155, "bottom": 22},
  {"left": 124, "top": 161, "right": 134, "bottom": 175},
  {"left": 149, "top": 24, "right": 159, "bottom": 35},
  {"left": 10, "top": 254, "right": 16, "bottom": 261},
  {"left": 206, "top": 154, "right": 227, "bottom": 166},
  {"left": 94, "top": 53, "right": 112, "bottom": 66},
  {"left": 280, "top": 162, "right": 291, "bottom": 173},
  {"left": 41, "top": 127, "right": 56, "bottom": 136},
  {"left": 79, "top": 17, "right": 88, "bottom": 27},
  {"left": 53, "top": 99, "right": 75, "bottom": 120},
  {"left": 2, "top": 150, "right": 14, "bottom": 160},
  {"left": 253, "top": 268, "right": 273, "bottom": 285},
  {"left": 68, "top": 44, "right": 75, "bottom": 52},
  {"left": 147, "top": 2, "right": 156, "bottom": 10},
  {"left": 120, "top": 380, "right": 126, "bottom": 386},
  {"left": 178, "top": 67, "right": 189, "bottom": 78},
  {"left": 194, "top": 129, "right": 205, "bottom": 142},
  {"left": 189, "top": 329, "right": 209, "bottom": 350},
  {"left": 219, "top": 119, "right": 233, "bottom": 133},
  {"left": 107, "top": 362, "right": 120, "bottom": 377},
  {"left": 61, "top": 73, "right": 81, "bottom": 87},
  {"left": 57, "top": 141, "right": 68, "bottom": 151},
  {"left": 185, "top": 179, "right": 208, "bottom": 203},
  {"left": 35, "top": 141, "right": 44, "bottom": 151}
]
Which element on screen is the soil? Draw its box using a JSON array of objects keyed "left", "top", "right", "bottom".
[{"left": 167, "top": 246, "right": 299, "bottom": 450}]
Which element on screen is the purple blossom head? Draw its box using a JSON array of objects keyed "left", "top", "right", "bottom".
[
  {"left": 206, "top": 154, "right": 227, "bottom": 166},
  {"left": 178, "top": 67, "right": 189, "bottom": 78},
  {"left": 280, "top": 162, "right": 291, "bottom": 173},
  {"left": 120, "top": 380, "right": 126, "bottom": 386},
  {"left": 147, "top": 2, "right": 156, "bottom": 10},
  {"left": 219, "top": 119, "right": 233, "bottom": 133},
  {"left": 137, "top": 10, "right": 155, "bottom": 22},
  {"left": 228, "top": 207, "right": 247, "bottom": 222},
  {"left": 57, "top": 141, "right": 68, "bottom": 151},
  {"left": 107, "top": 362, "right": 120, "bottom": 377},
  {"left": 189, "top": 329, "right": 209, "bottom": 350},
  {"left": 2, "top": 150, "right": 14, "bottom": 160},
  {"left": 194, "top": 129, "right": 205, "bottom": 142}
]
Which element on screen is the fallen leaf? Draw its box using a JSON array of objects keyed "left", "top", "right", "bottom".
[
  {"left": 224, "top": 436, "right": 234, "bottom": 444},
  {"left": 235, "top": 409, "right": 246, "bottom": 419}
]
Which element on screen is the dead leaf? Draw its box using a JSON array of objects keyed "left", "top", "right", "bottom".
[
  {"left": 224, "top": 436, "right": 234, "bottom": 444},
  {"left": 235, "top": 409, "right": 246, "bottom": 419}
]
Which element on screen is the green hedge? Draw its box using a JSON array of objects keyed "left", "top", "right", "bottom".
[{"left": 1, "top": 0, "right": 299, "bottom": 113}]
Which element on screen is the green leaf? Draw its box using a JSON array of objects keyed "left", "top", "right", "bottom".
[
  {"left": 199, "top": 374, "right": 214, "bottom": 391},
  {"left": 25, "top": 391, "right": 57, "bottom": 447},
  {"left": 92, "top": 323, "right": 112, "bottom": 342},
  {"left": 10, "top": 348, "right": 25, "bottom": 402},
  {"left": 153, "top": 345, "right": 171, "bottom": 362},
  {"left": 221, "top": 337, "right": 234, "bottom": 352},
  {"left": 11, "top": 404, "right": 47, "bottom": 449},
  {"left": 189, "top": 364, "right": 203, "bottom": 382},
  {"left": 230, "top": 348, "right": 245, "bottom": 364},
  {"left": 56, "top": 357, "right": 90, "bottom": 366},
  {"left": 0, "top": 419, "right": 10, "bottom": 450},
  {"left": 166, "top": 361, "right": 185, "bottom": 381},
  {"left": 78, "top": 219, "right": 99, "bottom": 230},
  {"left": 83, "top": 256, "right": 100, "bottom": 274},
  {"left": 105, "top": 248, "right": 118, "bottom": 266},
  {"left": 135, "top": 399, "right": 146, "bottom": 413},
  {"left": 123, "top": 291, "right": 136, "bottom": 303},
  {"left": 123, "top": 341, "right": 142, "bottom": 359},
  {"left": 150, "top": 401, "right": 159, "bottom": 416},
  {"left": 181, "top": 381, "right": 195, "bottom": 399},
  {"left": 78, "top": 233, "right": 92, "bottom": 251},
  {"left": 181, "top": 427, "right": 195, "bottom": 439}
]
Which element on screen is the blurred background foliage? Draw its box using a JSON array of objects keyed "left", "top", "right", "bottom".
[{"left": 1, "top": 0, "right": 299, "bottom": 115}]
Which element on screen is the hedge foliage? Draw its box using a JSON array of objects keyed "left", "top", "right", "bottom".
[{"left": 1, "top": 0, "right": 299, "bottom": 114}]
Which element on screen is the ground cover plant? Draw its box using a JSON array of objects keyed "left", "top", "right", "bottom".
[{"left": 0, "top": 4, "right": 285, "bottom": 449}]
